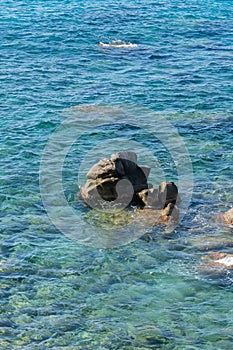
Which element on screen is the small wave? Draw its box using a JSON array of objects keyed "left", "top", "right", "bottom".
[
  {"left": 98, "top": 40, "right": 138, "bottom": 48},
  {"left": 216, "top": 256, "right": 233, "bottom": 267}
]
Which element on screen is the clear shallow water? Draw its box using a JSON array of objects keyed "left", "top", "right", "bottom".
[{"left": 1, "top": 0, "right": 233, "bottom": 349}]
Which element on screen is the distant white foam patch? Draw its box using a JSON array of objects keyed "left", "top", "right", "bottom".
[
  {"left": 215, "top": 256, "right": 233, "bottom": 267},
  {"left": 98, "top": 40, "right": 138, "bottom": 48}
]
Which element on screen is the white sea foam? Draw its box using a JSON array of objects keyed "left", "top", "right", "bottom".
[
  {"left": 98, "top": 40, "right": 138, "bottom": 48},
  {"left": 215, "top": 256, "right": 233, "bottom": 267}
]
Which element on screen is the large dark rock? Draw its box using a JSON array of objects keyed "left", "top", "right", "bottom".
[
  {"left": 204, "top": 252, "right": 233, "bottom": 269},
  {"left": 79, "top": 151, "right": 150, "bottom": 207}
]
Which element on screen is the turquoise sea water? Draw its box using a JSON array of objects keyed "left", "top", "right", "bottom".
[{"left": 1, "top": 0, "right": 233, "bottom": 348}]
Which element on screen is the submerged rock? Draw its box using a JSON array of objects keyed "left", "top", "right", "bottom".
[
  {"left": 136, "top": 203, "right": 179, "bottom": 226},
  {"left": 214, "top": 253, "right": 233, "bottom": 268},
  {"left": 201, "top": 252, "right": 233, "bottom": 279},
  {"left": 216, "top": 208, "right": 233, "bottom": 225}
]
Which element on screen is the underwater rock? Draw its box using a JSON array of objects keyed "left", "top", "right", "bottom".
[
  {"left": 136, "top": 203, "right": 179, "bottom": 226},
  {"left": 201, "top": 252, "right": 233, "bottom": 278},
  {"left": 216, "top": 208, "right": 233, "bottom": 225},
  {"left": 79, "top": 151, "right": 150, "bottom": 206},
  {"left": 131, "top": 324, "right": 171, "bottom": 347},
  {"left": 187, "top": 235, "right": 233, "bottom": 251}
]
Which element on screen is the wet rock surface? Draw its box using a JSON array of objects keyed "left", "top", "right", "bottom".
[
  {"left": 79, "top": 151, "right": 179, "bottom": 224},
  {"left": 216, "top": 208, "right": 233, "bottom": 225},
  {"left": 79, "top": 151, "right": 149, "bottom": 206},
  {"left": 137, "top": 181, "right": 178, "bottom": 209},
  {"left": 201, "top": 252, "right": 233, "bottom": 277}
]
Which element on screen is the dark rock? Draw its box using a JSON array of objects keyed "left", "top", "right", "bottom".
[
  {"left": 111, "top": 151, "right": 137, "bottom": 171},
  {"left": 79, "top": 151, "right": 179, "bottom": 226},
  {"left": 138, "top": 182, "right": 179, "bottom": 209},
  {"left": 79, "top": 151, "right": 150, "bottom": 207},
  {"left": 158, "top": 181, "right": 178, "bottom": 208}
]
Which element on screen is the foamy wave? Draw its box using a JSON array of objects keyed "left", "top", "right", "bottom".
[
  {"left": 98, "top": 40, "right": 138, "bottom": 48},
  {"left": 216, "top": 256, "right": 233, "bottom": 267}
]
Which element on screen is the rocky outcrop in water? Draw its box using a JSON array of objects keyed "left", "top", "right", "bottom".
[
  {"left": 79, "top": 151, "right": 179, "bottom": 223},
  {"left": 137, "top": 181, "right": 178, "bottom": 209},
  {"left": 79, "top": 151, "right": 150, "bottom": 206}
]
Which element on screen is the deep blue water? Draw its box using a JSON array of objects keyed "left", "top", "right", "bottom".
[{"left": 1, "top": 0, "right": 233, "bottom": 349}]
